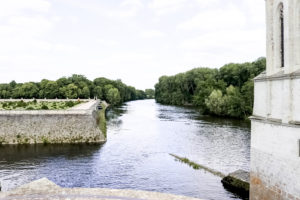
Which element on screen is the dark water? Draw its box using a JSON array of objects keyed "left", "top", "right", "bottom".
[{"left": 0, "top": 100, "right": 250, "bottom": 200}]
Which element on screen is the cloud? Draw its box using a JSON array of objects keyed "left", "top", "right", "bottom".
[
  {"left": 140, "top": 30, "right": 166, "bottom": 38},
  {"left": 180, "top": 28, "right": 265, "bottom": 67},
  {"left": 105, "top": 0, "right": 143, "bottom": 18},
  {"left": 121, "top": 0, "right": 143, "bottom": 8},
  {"left": 96, "top": 39, "right": 119, "bottom": 47},
  {"left": 7, "top": 16, "right": 54, "bottom": 35},
  {"left": 0, "top": 0, "right": 266, "bottom": 89},
  {"left": 177, "top": 5, "right": 246, "bottom": 31},
  {"left": 0, "top": 0, "right": 51, "bottom": 17},
  {"left": 148, "top": 0, "right": 187, "bottom": 15}
]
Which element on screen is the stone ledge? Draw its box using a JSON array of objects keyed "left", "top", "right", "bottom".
[
  {"left": 0, "top": 178, "right": 202, "bottom": 200},
  {"left": 250, "top": 116, "right": 300, "bottom": 128},
  {"left": 254, "top": 70, "right": 300, "bottom": 82},
  {"left": 221, "top": 170, "right": 249, "bottom": 198}
]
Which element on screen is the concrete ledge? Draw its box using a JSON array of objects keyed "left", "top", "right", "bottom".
[{"left": 0, "top": 178, "right": 202, "bottom": 200}]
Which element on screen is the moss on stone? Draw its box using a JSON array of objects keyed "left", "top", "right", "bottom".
[
  {"left": 98, "top": 102, "right": 107, "bottom": 138},
  {"left": 221, "top": 174, "right": 249, "bottom": 198},
  {"left": 169, "top": 154, "right": 226, "bottom": 178}
]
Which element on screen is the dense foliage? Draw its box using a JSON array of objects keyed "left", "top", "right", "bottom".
[
  {"left": 0, "top": 100, "right": 82, "bottom": 110},
  {"left": 145, "top": 89, "right": 155, "bottom": 99},
  {"left": 155, "top": 58, "right": 266, "bottom": 119},
  {"left": 0, "top": 75, "right": 148, "bottom": 106}
]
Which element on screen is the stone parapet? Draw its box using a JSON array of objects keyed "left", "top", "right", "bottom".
[
  {"left": 0, "top": 100, "right": 106, "bottom": 144},
  {"left": 0, "top": 178, "right": 202, "bottom": 200}
]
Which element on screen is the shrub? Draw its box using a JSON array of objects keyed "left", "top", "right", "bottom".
[
  {"left": 17, "top": 100, "right": 27, "bottom": 107},
  {"left": 26, "top": 106, "right": 34, "bottom": 110},
  {"left": 41, "top": 104, "right": 49, "bottom": 110},
  {"left": 65, "top": 101, "right": 74, "bottom": 107}
]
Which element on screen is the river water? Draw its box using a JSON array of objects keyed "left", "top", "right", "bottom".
[{"left": 0, "top": 99, "right": 250, "bottom": 200}]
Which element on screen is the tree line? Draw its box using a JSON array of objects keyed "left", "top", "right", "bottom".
[
  {"left": 155, "top": 58, "right": 266, "bottom": 119},
  {"left": 0, "top": 75, "right": 154, "bottom": 106}
]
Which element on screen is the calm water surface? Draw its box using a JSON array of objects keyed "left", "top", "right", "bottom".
[{"left": 0, "top": 100, "right": 250, "bottom": 200}]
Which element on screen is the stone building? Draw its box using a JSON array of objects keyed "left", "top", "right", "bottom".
[{"left": 250, "top": 0, "right": 300, "bottom": 199}]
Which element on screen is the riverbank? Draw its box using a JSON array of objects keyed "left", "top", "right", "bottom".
[{"left": 0, "top": 99, "right": 106, "bottom": 145}]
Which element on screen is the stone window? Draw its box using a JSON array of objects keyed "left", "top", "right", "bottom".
[
  {"left": 279, "top": 3, "right": 284, "bottom": 68},
  {"left": 295, "top": 3, "right": 300, "bottom": 68},
  {"left": 274, "top": 3, "right": 285, "bottom": 69}
]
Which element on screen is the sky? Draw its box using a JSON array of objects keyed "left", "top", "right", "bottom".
[{"left": 0, "top": 0, "right": 266, "bottom": 90}]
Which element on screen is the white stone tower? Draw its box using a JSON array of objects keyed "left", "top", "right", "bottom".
[{"left": 250, "top": 0, "right": 300, "bottom": 199}]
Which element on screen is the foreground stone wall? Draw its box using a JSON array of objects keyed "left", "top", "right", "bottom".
[
  {"left": 0, "top": 178, "right": 202, "bottom": 200},
  {"left": 250, "top": 120, "right": 300, "bottom": 200},
  {"left": 0, "top": 100, "right": 106, "bottom": 144}
]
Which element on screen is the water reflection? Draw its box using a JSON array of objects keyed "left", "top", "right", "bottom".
[
  {"left": 0, "top": 100, "right": 250, "bottom": 200},
  {"left": 0, "top": 144, "right": 102, "bottom": 161}
]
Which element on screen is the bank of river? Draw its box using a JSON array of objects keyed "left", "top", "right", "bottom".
[{"left": 0, "top": 99, "right": 250, "bottom": 200}]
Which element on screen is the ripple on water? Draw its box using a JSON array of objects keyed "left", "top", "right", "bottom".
[{"left": 0, "top": 100, "right": 249, "bottom": 200}]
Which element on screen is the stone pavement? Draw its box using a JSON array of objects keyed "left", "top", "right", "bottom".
[
  {"left": 0, "top": 178, "right": 202, "bottom": 200},
  {"left": 68, "top": 100, "right": 98, "bottom": 110}
]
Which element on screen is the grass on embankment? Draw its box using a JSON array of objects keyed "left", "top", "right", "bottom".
[
  {"left": 169, "top": 153, "right": 225, "bottom": 178},
  {"left": 99, "top": 102, "right": 108, "bottom": 138},
  {"left": 0, "top": 100, "right": 83, "bottom": 110}
]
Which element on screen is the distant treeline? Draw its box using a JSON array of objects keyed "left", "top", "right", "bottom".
[
  {"left": 155, "top": 58, "right": 266, "bottom": 119},
  {"left": 0, "top": 75, "right": 154, "bottom": 106}
]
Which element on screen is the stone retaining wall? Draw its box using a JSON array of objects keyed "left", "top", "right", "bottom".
[{"left": 0, "top": 100, "right": 106, "bottom": 144}]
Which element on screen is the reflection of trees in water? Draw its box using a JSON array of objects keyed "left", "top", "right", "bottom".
[
  {"left": 106, "top": 105, "right": 128, "bottom": 128},
  {"left": 195, "top": 115, "right": 250, "bottom": 129},
  {"left": 0, "top": 144, "right": 102, "bottom": 162},
  {"left": 156, "top": 103, "right": 250, "bottom": 129}
]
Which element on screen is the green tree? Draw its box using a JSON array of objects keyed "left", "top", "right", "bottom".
[
  {"left": 223, "top": 85, "right": 246, "bottom": 118},
  {"left": 205, "top": 90, "right": 225, "bottom": 116},
  {"left": 145, "top": 89, "right": 155, "bottom": 99},
  {"left": 61, "top": 83, "right": 79, "bottom": 99},
  {"left": 81, "top": 86, "right": 90, "bottom": 98},
  {"left": 107, "top": 88, "right": 121, "bottom": 106},
  {"left": 93, "top": 86, "right": 103, "bottom": 99}
]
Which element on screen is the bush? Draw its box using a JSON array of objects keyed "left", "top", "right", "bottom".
[
  {"left": 65, "top": 101, "right": 74, "bottom": 107},
  {"left": 41, "top": 104, "right": 49, "bottom": 110},
  {"left": 17, "top": 100, "right": 27, "bottom": 107},
  {"left": 26, "top": 106, "right": 34, "bottom": 110}
]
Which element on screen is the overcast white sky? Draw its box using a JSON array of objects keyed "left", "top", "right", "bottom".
[{"left": 0, "top": 0, "right": 266, "bottom": 90}]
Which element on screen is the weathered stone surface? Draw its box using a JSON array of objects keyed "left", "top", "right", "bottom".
[
  {"left": 0, "top": 178, "right": 202, "bottom": 200},
  {"left": 251, "top": 0, "right": 300, "bottom": 199},
  {"left": 221, "top": 170, "right": 249, "bottom": 198},
  {"left": 0, "top": 100, "right": 106, "bottom": 144}
]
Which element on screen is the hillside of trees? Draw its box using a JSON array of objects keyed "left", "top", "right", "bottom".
[
  {"left": 155, "top": 58, "right": 266, "bottom": 119},
  {"left": 0, "top": 75, "right": 149, "bottom": 106}
]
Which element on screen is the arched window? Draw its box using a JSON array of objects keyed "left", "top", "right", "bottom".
[
  {"left": 279, "top": 3, "right": 284, "bottom": 68},
  {"left": 274, "top": 3, "right": 284, "bottom": 69},
  {"left": 295, "top": 3, "right": 300, "bottom": 68}
]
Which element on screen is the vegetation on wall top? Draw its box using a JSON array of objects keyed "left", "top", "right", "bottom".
[{"left": 0, "top": 75, "right": 152, "bottom": 106}]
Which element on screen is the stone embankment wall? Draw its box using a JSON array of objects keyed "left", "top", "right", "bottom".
[{"left": 0, "top": 100, "right": 106, "bottom": 144}]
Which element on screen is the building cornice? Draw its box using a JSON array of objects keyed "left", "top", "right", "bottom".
[
  {"left": 254, "top": 70, "right": 300, "bottom": 82},
  {"left": 250, "top": 115, "right": 300, "bottom": 127}
]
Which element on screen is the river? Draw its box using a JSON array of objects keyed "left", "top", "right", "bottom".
[{"left": 0, "top": 99, "right": 250, "bottom": 200}]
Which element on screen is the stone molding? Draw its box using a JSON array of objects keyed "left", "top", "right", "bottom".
[
  {"left": 254, "top": 70, "right": 300, "bottom": 82},
  {"left": 250, "top": 115, "right": 300, "bottom": 128}
]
